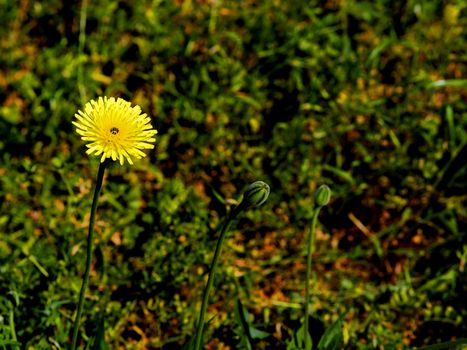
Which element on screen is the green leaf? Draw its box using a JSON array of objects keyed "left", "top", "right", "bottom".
[
  {"left": 367, "top": 38, "right": 396, "bottom": 65},
  {"left": 183, "top": 336, "right": 196, "bottom": 350},
  {"left": 0, "top": 341, "right": 21, "bottom": 347},
  {"left": 419, "top": 269, "right": 456, "bottom": 293},
  {"left": 322, "top": 165, "right": 356, "bottom": 185},
  {"left": 415, "top": 338, "right": 467, "bottom": 350},
  {"left": 426, "top": 79, "right": 467, "bottom": 89},
  {"left": 233, "top": 298, "right": 254, "bottom": 350},
  {"left": 286, "top": 322, "right": 312, "bottom": 350},
  {"left": 249, "top": 327, "right": 269, "bottom": 340},
  {"left": 91, "top": 313, "right": 109, "bottom": 350},
  {"left": 209, "top": 185, "right": 226, "bottom": 205},
  {"left": 317, "top": 313, "right": 345, "bottom": 350},
  {"left": 233, "top": 297, "right": 271, "bottom": 349}
]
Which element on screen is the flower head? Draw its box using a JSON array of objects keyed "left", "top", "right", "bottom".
[
  {"left": 314, "top": 184, "right": 331, "bottom": 207},
  {"left": 241, "top": 181, "right": 270, "bottom": 209},
  {"left": 73, "top": 96, "right": 157, "bottom": 165}
]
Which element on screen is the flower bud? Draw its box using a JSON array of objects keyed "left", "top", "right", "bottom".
[
  {"left": 242, "top": 181, "right": 270, "bottom": 209},
  {"left": 314, "top": 185, "right": 331, "bottom": 207}
]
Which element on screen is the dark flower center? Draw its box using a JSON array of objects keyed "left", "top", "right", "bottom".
[{"left": 110, "top": 127, "right": 119, "bottom": 135}]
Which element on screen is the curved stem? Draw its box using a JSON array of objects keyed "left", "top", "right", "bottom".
[
  {"left": 71, "top": 160, "right": 107, "bottom": 350},
  {"left": 9, "top": 308, "right": 18, "bottom": 349},
  {"left": 304, "top": 207, "right": 321, "bottom": 350},
  {"left": 78, "top": 0, "right": 88, "bottom": 104},
  {"left": 194, "top": 207, "right": 242, "bottom": 350}
]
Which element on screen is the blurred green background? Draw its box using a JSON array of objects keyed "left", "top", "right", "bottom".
[{"left": 0, "top": 0, "right": 466, "bottom": 349}]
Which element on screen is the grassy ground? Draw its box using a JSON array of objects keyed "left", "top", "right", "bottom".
[{"left": 0, "top": 0, "right": 466, "bottom": 349}]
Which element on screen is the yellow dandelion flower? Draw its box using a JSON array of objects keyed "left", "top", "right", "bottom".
[{"left": 73, "top": 96, "right": 157, "bottom": 165}]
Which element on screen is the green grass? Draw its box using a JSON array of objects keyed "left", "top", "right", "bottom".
[{"left": 0, "top": 0, "right": 466, "bottom": 348}]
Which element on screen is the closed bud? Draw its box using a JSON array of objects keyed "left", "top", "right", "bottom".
[
  {"left": 314, "top": 185, "right": 331, "bottom": 207},
  {"left": 242, "top": 181, "right": 270, "bottom": 209}
]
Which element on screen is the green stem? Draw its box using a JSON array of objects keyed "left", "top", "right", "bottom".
[
  {"left": 78, "top": 0, "right": 88, "bottom": 104},
  {"left": 304, "top": 206, "right": 321, "bottom": 350},
  {"left": 9, "top": 308, "right": 18, "bottom": 349},
  {"left": 194, "top": 206, "right": 242, "bottom": 350},
  {"left": 71, "top": 160, "right": 107, "bottom": 350}
]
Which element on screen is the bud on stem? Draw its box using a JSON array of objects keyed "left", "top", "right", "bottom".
[
  {"left": 241, "top": 181, "right": 270, "bottom": 209},
  {"left": 314, "top": 184, "right": 331, "bottom": 207},
  {"left": 194, "top": 180, "right": 270, "bottom": 350}
]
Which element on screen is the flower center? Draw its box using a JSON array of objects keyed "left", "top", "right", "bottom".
[{"left": 110, "top": 127, "right": 119, "bottom": 135}]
